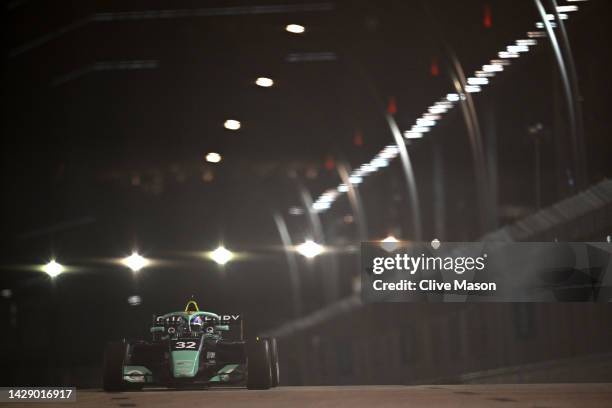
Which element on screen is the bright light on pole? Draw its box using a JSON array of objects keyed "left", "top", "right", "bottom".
[
  {"left": 211, "top": 246, "right": 234, "bottom": 265},
  {"left": 42, "top": 260, "right": 64, "bottom": 277},
  {"left": 467, "top": 77, "right": 489, "bottom": 85},
  {"left": 404, "top": 131, "right": 423, "bottom": 139},
  {"left": 255, "top": 77, "right": 274, "bottom": 87},
  {"left": 206, "top": 152, "right": 222, "bottom": 163},
  {"left": 447, "top": 93, "right": 460, "bottom": 102},
  {"left": 122, "top": 252, "right": 150, "bottom": 272},
  {"left": 296, "top": 240, "right": 324, "bottom": 258},
  {"left": 224, "top": 119, "right": 241, "bottom": 130},
  {"left": 381, "top": 235, "right": 400, "bottom": 252},
  {"left": 285, "top": 24, "right": 305, "bottom": 34},
  {"left": 482, "top": 64, "right": 504, "bottom": 73},
  {"left": 348, "top": 176, "right": 363, "bottom": 185},
  {"left": 127, "top": 295, "right": 142, "bottom": 306}
]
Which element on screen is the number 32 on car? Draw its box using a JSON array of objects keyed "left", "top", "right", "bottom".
[{"left": 173, "top": 341, "right": 198, "bottom": 350}]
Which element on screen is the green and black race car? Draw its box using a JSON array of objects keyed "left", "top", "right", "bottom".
[{"left": 102, "top": 300, "right": 279, "bottom": 391}]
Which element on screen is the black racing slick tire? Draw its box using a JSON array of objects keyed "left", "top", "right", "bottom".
[
  {"left": 103, "top": 341, "right": 128, "bottom": 392},
  {"left": 269, "top": 337, "right": 280, "bottom": 387},
  {"left": 247, "top": 338, "right": 273, "bottom": 390}
]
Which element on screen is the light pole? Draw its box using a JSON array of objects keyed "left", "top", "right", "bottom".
[
  {"left": 273, "top": 212, "right": 302, "bottom": 318},
  {"left": 40, "top": 259, "right": 65, "bottom": 384}
]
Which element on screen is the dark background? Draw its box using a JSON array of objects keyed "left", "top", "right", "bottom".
[{"left": 1, "top": 0, "right": 612, "bottom": 386}]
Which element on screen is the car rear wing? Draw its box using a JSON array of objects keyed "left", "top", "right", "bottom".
[
  {"left": 205, "top": 314, "right": 243, "bottom": 339},
  {"left": 150, "top": 307, "right": 244, "bottom": 339}
]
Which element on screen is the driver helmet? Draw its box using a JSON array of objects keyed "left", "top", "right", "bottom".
[{"left": 192, "top": 315, "right": 203, "bottom": 326}]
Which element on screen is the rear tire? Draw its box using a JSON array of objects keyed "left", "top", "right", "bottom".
[
  {"left": 103, "top": 341, "right": 127, "bottom": 392},
  {"left": 269, "top": 338, "right": 280, "bottom": 387},
  {"left": 247, "top": 338, "right": 272, "bottom": 390}
]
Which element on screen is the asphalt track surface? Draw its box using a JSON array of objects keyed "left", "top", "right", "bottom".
[{"left": 9, "top": 384, "right": 612, "bottom": 407}]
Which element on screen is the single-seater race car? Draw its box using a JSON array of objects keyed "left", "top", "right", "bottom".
[{"left": 103, "top": 300, "right": 279, "bottom": 391}]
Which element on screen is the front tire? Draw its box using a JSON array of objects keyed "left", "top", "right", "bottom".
[
  {"left": 247, "top": 338, "right": 272, "bottom": 390},
  {"left": 103, "top": 341, "right": 127, "bottom": 392}
]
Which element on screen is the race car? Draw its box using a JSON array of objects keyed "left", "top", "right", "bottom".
[{"left": 102, "top": 300, "right": 279, "bottom": 391}]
